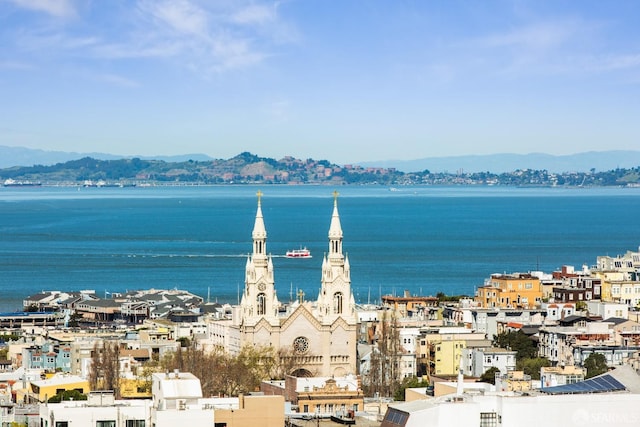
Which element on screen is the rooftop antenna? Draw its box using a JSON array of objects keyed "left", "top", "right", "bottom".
[{"left": 207, "top": 286, "right": 210, "bottom": 304}]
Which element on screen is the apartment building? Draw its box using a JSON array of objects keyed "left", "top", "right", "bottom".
[{"left": 474, "top": 273, "right": 543, "bottom": 309}]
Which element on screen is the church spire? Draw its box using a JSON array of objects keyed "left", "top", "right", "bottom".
[
  {"left": 328, "top": 190, "right": 343, "bottom": 258},
  {"left": 241, "top": 190, "right": 278, "bottom": 325},
  {"left": 252, "top": 190, "right": 267, "bottom": 262},
  {"left": 317, "top": 191, "right": 354, "bottom": 322}
]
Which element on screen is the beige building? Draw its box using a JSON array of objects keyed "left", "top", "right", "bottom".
[
  {"left": 261, "top": 375, "right": 363, "bottom": 416},
  {"left": 214, "top": 394, "right": 285, "bottom": 427},
  {"left": 235, "top": 193, "right": 358, "bottom": 377}
]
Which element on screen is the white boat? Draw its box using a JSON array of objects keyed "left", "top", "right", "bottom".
[{"left": 285, "top": 247, "right": 312, "bottom": 258}]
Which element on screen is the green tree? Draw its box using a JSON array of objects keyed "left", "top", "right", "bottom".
[
  {"left": 393, "top": 376, "right": 430, "bottom": 401},
  {"left": 493, "top": 331, "right": 537, "bottom": 359},
  {"left": 517, "top": 357, "right": 550, "bottom": 380},
  {"left": 584, "top": 353, "right": 608, "bottom": 379},
  {"left": 479, "top": 367, "right": 501, "bottom": 385},
  {"left": 48, "top": 389, "right": 87, "bottom": 403}
]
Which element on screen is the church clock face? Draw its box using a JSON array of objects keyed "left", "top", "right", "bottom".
[
  {"left": 293, "top": 336, "right": 309, "bottom": 354},
  {"left": 258, "top": 283, "right": 266, "bottom": 291}
]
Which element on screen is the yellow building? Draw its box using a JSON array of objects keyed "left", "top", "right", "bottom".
[
  {"left": 27, "top": 374, "right": 89, "bottom": 402},
  {"left": 592, "top": 270, "right": 640, "bottom": 306},
  {"left": 430, "top": 337, "right": 466, "bottom": 377},
  {"left": 592, "top": 270, "right": 626, "bottom": 302},
  {"left": 119, "top": 377, "right": 152, "bottom": 399},
  {"left": 474, "top": 273, "right": 543, "bottom": 309}
]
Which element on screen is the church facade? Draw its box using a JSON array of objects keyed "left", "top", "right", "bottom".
[{"left": 237, "top": 192, "right": 358, "bottom": 377}]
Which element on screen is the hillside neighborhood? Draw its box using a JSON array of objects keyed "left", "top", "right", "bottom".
[
  {"left": 2, "top": 245, "right": 640, "bottom": 426},
  {"left": 2, "top": 152, "right": 640, "bottom": 187}
]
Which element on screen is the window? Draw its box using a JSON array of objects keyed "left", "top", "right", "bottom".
[
  {"left": 256, "top": 293, "right": 266, "bottom": 315},
  {"left": 126, "top": 421, "right": 145, "bottom": 427},
  {"left": 479, "top": 412, "right": 498, "bottom": 427},
  {"left": 56, "top": 422, "right": 69, "bottom": 427},
  {"left": 96, "top": 421, "right": 116, "bottom": 427},
  {"left": 293, "top": 336, "right": 309, "bottom": 354},
  {"left": 303, "top": 405, "right": 309, "bottom": 413},
  {"left": 333, "top": 292, "right": 343, "bottom": 314}
]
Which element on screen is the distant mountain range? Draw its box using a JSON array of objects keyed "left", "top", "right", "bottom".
[
  {"left": 1, "top": 145, "right": 639, "bottom": 173},
  {"left": 0, "top": 145, "right": 213, "bottom": 169},
  {"left": 360, "top": 151, "right": 640, "bottom": 173}
]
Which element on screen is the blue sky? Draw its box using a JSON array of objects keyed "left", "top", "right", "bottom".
[{"left": 1, "top": 0, "right": 639, "bottom": 164}]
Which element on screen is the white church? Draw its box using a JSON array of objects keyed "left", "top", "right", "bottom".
[{"left": 232, "top": 191, "right": 358, "bottom": 377}]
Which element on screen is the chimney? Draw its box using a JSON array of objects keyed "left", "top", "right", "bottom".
[{"left": 456, "top": 368, "right": 464, "bottom": 396}]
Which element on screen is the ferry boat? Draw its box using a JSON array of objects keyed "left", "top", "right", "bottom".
[
  {"left": 3, "top": 178, "right": 42, "bottom": 187},
  {"left": 285, "top": 247, "right": 312, "bottom": 258}
]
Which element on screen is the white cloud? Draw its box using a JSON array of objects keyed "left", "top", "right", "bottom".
[
  {"left": 139, "top": 0, "right": 209, "bottom": 37},
  {"left": 123, "top": 0, "right": 285, "bottom": 73},
  {"left": 232, "top": 4, "right": 276, "bottom": 26},
  {"left": 3, "top": 0, "right": 292, "bottom": 76},
  {"left": 8, "top": 0, "right": 76, "bottom": 18}
]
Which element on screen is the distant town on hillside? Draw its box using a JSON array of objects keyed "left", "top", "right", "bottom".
[{"left": 1, "top": 151, "right": 639, "bottom": 187}]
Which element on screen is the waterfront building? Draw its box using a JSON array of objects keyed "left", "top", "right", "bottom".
[
  {"left": 22, "top": 291, "right": 93, "bottom": 312},
  {"left": 233, "top": 192, "right": 358, "bottom": 377},
  {"left": 474, "top": 273, "right": 543, "bottom": 309},
  {"left": 0, "top": 312, "right": 64, "bottom": 329}
]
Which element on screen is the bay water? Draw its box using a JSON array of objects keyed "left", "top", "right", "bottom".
[{"left": 1, "top": 185, "right": 639, "bottom": 312}]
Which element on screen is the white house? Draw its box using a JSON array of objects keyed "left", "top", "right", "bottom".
[{"left": 462, "top": 347, "right": 517, "bottom": 377}]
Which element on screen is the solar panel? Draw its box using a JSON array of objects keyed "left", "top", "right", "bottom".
[{"left": 541, "top": 374, "right": 626, "bottom": 395}]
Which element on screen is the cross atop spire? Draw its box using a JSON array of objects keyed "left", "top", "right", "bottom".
[
  {"left": 333, "top": 190, "right": 339, "bottom": 204},
  {"left": 257, "top": 190, "right": 263, "bottom": 205}
]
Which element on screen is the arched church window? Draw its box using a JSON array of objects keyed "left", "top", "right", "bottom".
[
  {"left": 257, "top": 293, "right": 266, "bottom": 315},
  {"left": 333, "top": 292, "right": 343, "bottom": 314}
]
